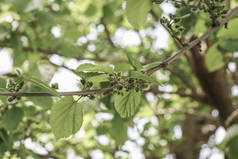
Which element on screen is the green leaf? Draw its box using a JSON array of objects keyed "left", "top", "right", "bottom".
[
  {"left": 226, "top": 136, "right": 238, "bottom": 159},
  {"left": 205, "top": 43, "right": 225, "bottom": 72},
  {"left": 0, "top": 128, "right": 12, "bottom": 153},
  {"left": 11, "top": 0, "right": 31, "bottom": 12},
  {"left": 109, "top": 114, "right": 128, "bottom": 146},
  {"left": 13, "top": 51, "right": 27, "bottom": 67},
  {"left": 194, "top": 17, "right": 207, "bottom": 36},
  {"left": 225, "top": 125, "right": 238, "bottom": 143},
  {"left": 103, "top": 4, "right": 114, "bottom": 21},
  {"left": 114, "top": 89, "right": 142, "bottom": 118},
  {"left": 76, "top": 63, "right": 114, "bottom": 73},
  {"left": 1, "top": 107, "right": 24, "bottom": 131},
  {"left": 152, "top": 2, "right": 163, "bottom": 18},
  {"left": 0, "top": 77, "right": 6, "bottom": 89},
  {"left": 218, "top": 38, "right": 238, "bottom": 52},
  {"left": 24, "top": 0, "right": 43, "bottom": 12},
  {"left": 0, "top": 77, "right": 7, "bottom": 92},
  {"left": 88, "top": 74, "right": 109, "bottom": 83},
  {"left": 176, "top": 7, "right": 197, "bottom": 34},
  {"left": 217, "top": 18, "right": 238, "bottom": 39},
  {"left": 57, "top": 41, "right": 79, "bottom": 58},
  {"left": 28, "top": 86, "right": 53, "bottom": 109},
  {"left": 0, "top": 25, "right": 7, "bottom": 39},
  {"left": 220, "top": 125, "right": 238, "bottom": 159},
  {"left": 114, "top": 63, "right": 132, "bottom": 73},
  {"left": 143, "top": 61, "right": 161, "bottom": 70},
  {"left": 85, "top": 3, "right": 97, "bottom": 17},
  {"left": 23, "top": 106, "right": 37, "bottom": 117},
  {"left": 73, "top": 71, "right": 104, "bottom": 80},
  {"left": 126, "top": 53, "right": 143, "bottom": 71},
  {"left": 126, "top": 0, "right": 152, "bottom": 29},
  {"left": 50, "top": 97, "right": 84, "bottom": 139},
  {"left": 37, "top": 11, "right": 55, "bottom": 26},
  {"left": 23, "top": 75, "right": 60, "bottom": 97},
  {"left": 129, "top": 70, "right": 159, "bottom": 84}
]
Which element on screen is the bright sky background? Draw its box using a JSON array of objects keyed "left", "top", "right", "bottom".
[{"left": 0, "top": 1, "right": 237, "bottom": 159}]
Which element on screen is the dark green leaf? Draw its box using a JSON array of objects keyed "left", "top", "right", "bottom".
[
  {"left": 0, "top": 77, "right": 6, "bottom": 89},
  {"left": 1, "top": 107, "right": 24, "bottom": 131},
  {"left": 218, "top": 39, "right": 238, "bottom": 52},
  {"left": 85, "top": 3, "right": 97, "bottom": 17},
  {"left": 109, "top": 114, "right": 128, "bottom": 146},
  {"left": 14, "top": 51, "right": 27, "bottom": 67},
  {"left": 37, "top": 11, "right": 55, "bottom": 26},
  {"left": 11, "top": 0, "right": 31, "bottom": 12},
  {"left": 220, "top": 125, "right": 238, "bottom": 159},
  {"left": 28, "top": 86, "right": 53, "bottom": 109}
]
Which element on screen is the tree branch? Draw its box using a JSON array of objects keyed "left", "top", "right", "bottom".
[
  {"left": 227, "top": 0, "right": 231, "bottom": 9},
  {"left": 1, "top": 6, "right": 238, "bottom": 97},
  {"left": 100, "top": 18, "right": 116, "bottom": 48},
  {"left": 150, "top": 9, "right": 184, "bottom": 49},
  {"left": 146, "top": 6, "right": 238, "bottom": 75},
  {"left": 0, "top": 85, "right": 121, "bottom": 97}
]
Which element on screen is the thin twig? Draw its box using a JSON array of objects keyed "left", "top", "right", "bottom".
[
  {"left": 150, "top": 9, "right": 184, "bottom": 48},
  {"left": 227, "top": 0, "right": 231, "bottom": 9},
  {"left": 100, "top": 18, "right": 116, "bottom": 48},
  {"left": 0, "top": 85, "right": 121, "bottom": 97},
  {"left": 225, "top": 109, "right": 238, "bottom": 126}
]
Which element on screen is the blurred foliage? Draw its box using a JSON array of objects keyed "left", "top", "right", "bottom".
[{"left": 0, "top": 0, "right": 237, "bottom": 159}]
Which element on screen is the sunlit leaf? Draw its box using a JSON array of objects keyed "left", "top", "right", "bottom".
[
  {"left": 23, "top": 75, "right": 60, "bottom": 97},
  {"left": 114, "top": 89, "right": 142, "bottom": 118},
  {"left": 50, "top": 97, "right": 84, "bottom": 139},
  {"left": 205, "top": 43, "right": 224, "bottom": 72},
  {"left": 126, "top": 0, "right": 152, "bottom": 28},
  {"left": 76, "top": 63, "right": 114, "bottom": 73},
  {"left": 129, "top": 70, "right": 159, "bottom": 84},
  {"left": 126, "top": 52, "right": 143, "bottom": 71},
  {"left": 217, "top": 18, "right": 238, "bottom": 39}
]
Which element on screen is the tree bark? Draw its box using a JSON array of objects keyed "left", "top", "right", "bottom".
[{"left": 189, "top": 39, "right": 235, "bottom": 122}]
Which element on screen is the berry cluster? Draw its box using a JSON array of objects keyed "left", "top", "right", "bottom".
[
  {"left": 80, "top": 79, "right": 95, "bottom": 99},
  {"left": 7, "top": 79, "right": 24, "bottom": 102},
  {"left": 80, "top": 79, "right": 93, "bottom": 88},
  {"left": 173, "top": 0, "right": 228, "bottom": 26},
  {"left": 108, "top": 73, "right": 148, "bottom": 95},
  {"left": 160, "top": 14, "right": 186, "bottom": 45},
  {"left": 51, "top": 83, "right": 59, "bottom": 89},
  {"left": 124, "top": 78, "right": 148, "bottom": 92}
]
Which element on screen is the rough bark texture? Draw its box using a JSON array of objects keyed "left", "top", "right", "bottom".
[
  {"left": 174, "top": 39, "right": 236, "bottom": 159},
  {"left": 189, "top": 39, "right": 235, "bottom": 122},
  {"left": 174, "top": 113, "right": 217, "bottom": 159}
]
